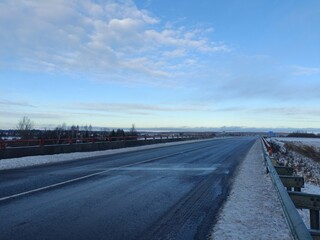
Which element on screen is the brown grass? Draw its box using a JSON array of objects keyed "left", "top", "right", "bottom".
[{"left": 284, "top": 142, "right": 320, "bottom": 162}]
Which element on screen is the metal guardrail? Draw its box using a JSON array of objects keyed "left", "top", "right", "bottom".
[
  {"left": 261, "top": 138, "right": 312, "bottom": 240},
  {"left": 0, "top": 134, "right": 209, "bottom": 149}
]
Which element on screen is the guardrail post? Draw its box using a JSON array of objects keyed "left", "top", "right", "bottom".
[
  {"left": 0, "top": 141, "right": 5, "bottom": 149},
  {"left": 310, "top": 210, "right": 320, "bottom": 230},
  {"left": 294, "top": 187, "right": 301, "bottom": 192}
]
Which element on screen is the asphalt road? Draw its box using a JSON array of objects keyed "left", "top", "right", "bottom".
[{"left": 0, "top": 137, "right": 256, "bottom": 240}]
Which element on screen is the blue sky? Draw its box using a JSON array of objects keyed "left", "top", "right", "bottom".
[{"left": 0, "top": 0, "right": 319, "bottom": 130}]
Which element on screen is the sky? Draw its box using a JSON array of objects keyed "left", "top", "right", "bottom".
[{"left": 0, "top": 0, "right": 319, "bottom": 131}]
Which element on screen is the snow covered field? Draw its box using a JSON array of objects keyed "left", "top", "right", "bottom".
[
  {"left": 275, "top": 137, "right": 320, "bottom": 148},
  {"left": 211, "top": 140, "right": 292, "bottom": 239}
]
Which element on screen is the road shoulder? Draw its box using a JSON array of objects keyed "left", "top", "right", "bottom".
[{"left": 210, "top": 140, "right": 293, "bottom": 239}]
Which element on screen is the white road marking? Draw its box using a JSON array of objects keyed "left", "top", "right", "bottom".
[
  {"left": 0, "top": 150, "right": 204, "bottom": 202},
  {"left": 112, "top": 167, "right": 218, "bottom": 171}
]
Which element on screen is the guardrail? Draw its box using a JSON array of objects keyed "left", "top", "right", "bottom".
[
  {"left": 0, "top": 134, "right": 214, "bottom": 159},
  {"left": 0, "top": 134, "right": 205, "bottom": 150},
  {"left": 261, "top": 137, "right": 313, "bottom": 240}
]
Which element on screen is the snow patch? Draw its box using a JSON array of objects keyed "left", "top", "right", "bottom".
[{"left": 210, "top": 140, "right": 292, "bottom": 239}]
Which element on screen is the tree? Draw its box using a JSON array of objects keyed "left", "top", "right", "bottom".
[
  {"left": 129, "top": 124, "right": 137, "bottom": 136},
  {"left": 55, "top": 123, "right": 66, "bottom": 142},
  {"left": 116, "top": 129, "right": 125, "bottom": 137},
  {"left": 69, "top": 125, "right": 79, "bottom": 139},
  {"left": 88, "top": 124, "right": 92, "bottom": 137},
  {"left": 109, "top": 129, "right": 116, "bottom": 141},
  {"left": 17, "top": 116, "right": 34, "bottom": 139},
  {"left": 128, "top": 124, "right": 138, "bottom": 140}
]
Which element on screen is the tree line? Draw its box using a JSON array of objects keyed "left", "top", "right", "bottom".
[
  {"left": 12, "top": 116, "right": 138, "bottom": 141},
  {"left": 287, "top": 132, "right": 320, "bottom": 138}
]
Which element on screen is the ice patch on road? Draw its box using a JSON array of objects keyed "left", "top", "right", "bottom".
[{"left": 210, "top": 140, "right": 292, "bottom": 240}]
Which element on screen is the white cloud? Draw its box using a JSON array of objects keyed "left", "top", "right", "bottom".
[
  {"left": 291, "top": 65, "right": 320, "bottom": 75},
  {"left": 0, "top": 100, "right": 35, "bottom": 108},
  {"left": 163, "top": 49, "right": 186, "bottom": 58},
  {"left": 0, "top": 0, "right": 229, "bottom": 84},
  {"left": 74, "top": 102, "right": 212, "bottom": 115},
  {"left": 248, "top": 107, "right": 320, "bottom": 120}
]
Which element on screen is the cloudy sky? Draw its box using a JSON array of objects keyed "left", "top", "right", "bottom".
[{"left": 0, "top": 0, "right": 319, "bottom": 130}]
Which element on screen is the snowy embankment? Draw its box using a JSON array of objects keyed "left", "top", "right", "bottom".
[
  {"left": 271, "top": 137, "right": 320, "bottom": 227},
  {"left": 0, "top": 138, "right": 212, "bottom": 171},
  {"left": 272, "top": 137, "right": 320, "bottom": 184},
  {"left": 211, "top": 140, "right": 292, "bottom": 239}
]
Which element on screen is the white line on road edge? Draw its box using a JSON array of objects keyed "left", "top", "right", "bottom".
[
  {"left": 109, "top": 167, "right": 219, "bottom": 171},
  {"left": 0, "top": 146, "right": 211, "bottom": 202}
]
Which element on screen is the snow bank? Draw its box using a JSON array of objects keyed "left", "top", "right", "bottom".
[
  {"left": 210, "top": 140, "right": 292, "bottom": 239},
  {"left": 0, "top": 139, "right": 211, "bottom": 171}
]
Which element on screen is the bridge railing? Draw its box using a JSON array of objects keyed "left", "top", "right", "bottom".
[{"left": 0, "top": 134, "right": 210, "bottom": 149}]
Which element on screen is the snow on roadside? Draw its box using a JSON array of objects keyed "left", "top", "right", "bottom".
[
  {"left": 0, "top": 139, "right": 213, "bottom": 171},
  {"left": 210, "top": 140, "right": 292, "bottom": 240}
]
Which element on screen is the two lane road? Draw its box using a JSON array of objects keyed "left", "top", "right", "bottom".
[{"left": 0, "top": 137, "right": 256, "bottom": 240}]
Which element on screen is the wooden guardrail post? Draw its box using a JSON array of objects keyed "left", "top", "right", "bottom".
[
  {"left": 289, "top": 192, "right": 320, "bottom": 230},
  {"left": 0, "top": 141, "right": 5, "bottom": 149},
  {"left": 311, "top": 210, "right": 320, "bottom": 230}
]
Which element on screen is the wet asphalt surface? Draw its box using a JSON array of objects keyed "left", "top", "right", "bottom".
[{"left": 0, "top": 137, "right": 256, "bottom": 240}]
